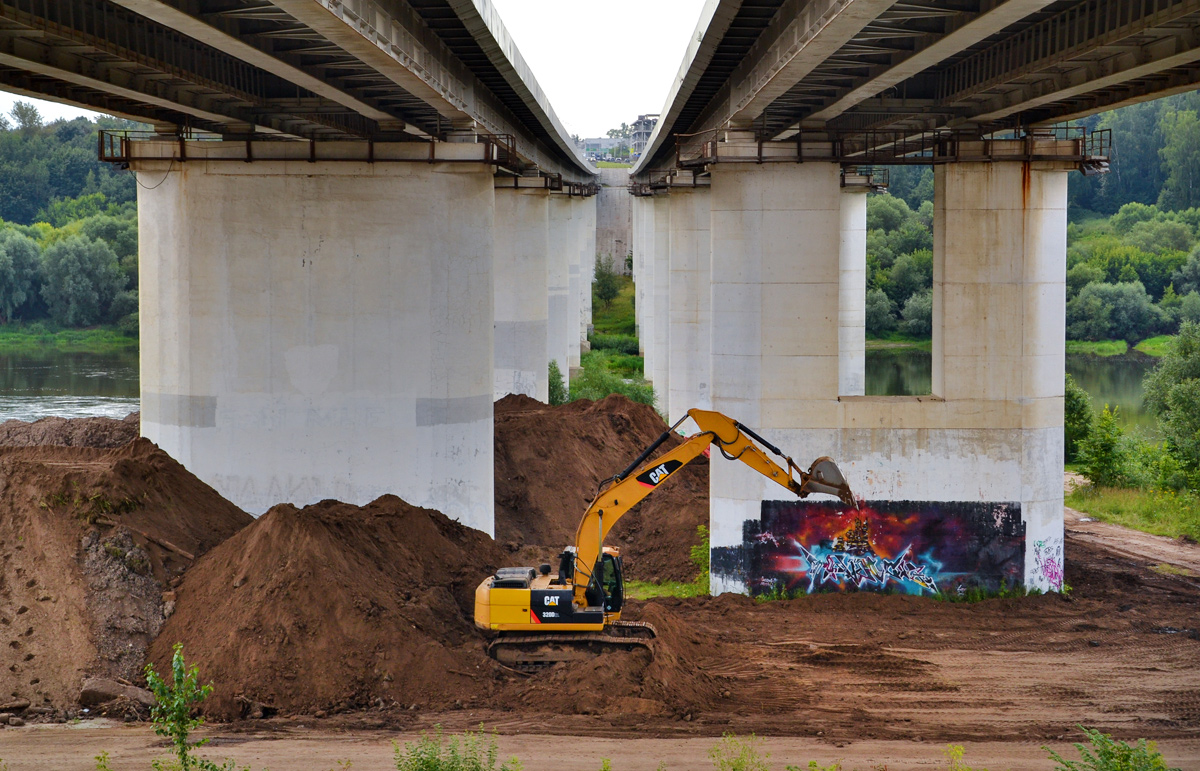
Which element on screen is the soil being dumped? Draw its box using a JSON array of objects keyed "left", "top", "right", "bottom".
[
  {"left": 494, "top": 395, "right": 708, "bottom": 582},
  {"left": 0, "top": 412, "right": 140, "bottom": 448},
  {"left": 0, "top": 439, "right": 251, "bottom": 713}
]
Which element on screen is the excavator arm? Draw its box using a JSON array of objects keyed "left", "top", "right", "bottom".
[{"left": 569, "top": 408, "right": 856, "bottom": 608}]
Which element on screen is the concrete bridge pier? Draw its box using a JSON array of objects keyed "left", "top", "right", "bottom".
[
  {"left": 707, "top": 149, "right": 1071, "bottom": 593},
  {"left": 638, "top": 197, "right": 657, "bottom": 378},
  {"left": 667, "top": 182, "right": 712, "bottom": 423},
  {"left": 133, "top": 140, "right": 496, "bottom": 534},
  {"left": 632, "top": 195, "right": 645, "bottom": 347},
  {"left": 567, "top": 196, "right": 583, "bottom": 372},
  {"left": 494, "top": 186, "right": 550, "bottom": 402},
  {"left": 838, "top": 181, "right": 869, "bottom": 397},
  {"left": 547, "top": 194, "right": 575, "bottom": 389},
  {"left": 651, "top": 195, "right": 672, "bottom": 417},
  {"left": 580, "top": 195, "right": 597, "bottom": 355}
]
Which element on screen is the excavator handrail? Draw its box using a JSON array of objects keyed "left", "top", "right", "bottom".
[{"left": 568, "top": 408, "right": 855, "bottom": 611}]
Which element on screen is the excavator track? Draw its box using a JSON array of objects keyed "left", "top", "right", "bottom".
[{"left": 487, "top": 621, "right": 657, "bottom": 672}]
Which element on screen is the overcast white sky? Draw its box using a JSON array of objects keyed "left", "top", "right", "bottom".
[{"left": 0, "top": 1, "right": 706, "bottom": 137}]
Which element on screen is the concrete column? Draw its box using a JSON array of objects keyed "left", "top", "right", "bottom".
[
  {"left": 547, "top": 194, "right": 574, "bottom": 389},
  {"left": 668, "top": 186, "right": 712, "bottom": 423},
  {"left": 632, "top": 195, "right": 643, "bottom": 342},
  {"left": 567, "top": 196, "right": 583, "bottom": 371},
  {"left": 839, "top": 187, "right": 868, "bottom": 396},
  {"left": 651, "top": 194, "right": 671, "bottom": 416},
  {"left": 581, "top": 194, "right": 597, "bottom": 346},
  {"left": 135, "top": 141, "right": 495, "bottom": 533},
  {"left": 640, "top": 197, "right": 656, "bottom": 372},
  {"left": 494, "top": 187, "right": 550, "bottom": 402},
  {"left": 706, "top": 156, "right": 1071, "bottom": 595}
]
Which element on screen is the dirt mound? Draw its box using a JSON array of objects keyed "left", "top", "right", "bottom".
[
  {"left": 152, "top": 496, "right": 512, "bottom": 719},
  {"left": 494, "top": 394, "right": 708, "bottom": 582},
  {"left": 0, "top": 412, "right": 140, "bottom": 448},
  {"left": 0, "top": 439, "right": 251, "bottom": 713}
]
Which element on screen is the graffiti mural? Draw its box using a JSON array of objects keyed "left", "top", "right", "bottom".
[
  {"left": 716, "top": 500, "right": 1026, "bottom": 597},
  {"left": 1031, "top": 537, "right": 1064, "bottom": 591}
]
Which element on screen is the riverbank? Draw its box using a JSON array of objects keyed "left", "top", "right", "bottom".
[
  {"left": 870, "top": 335, "right": 1174, "bottom": 357},
  {"left": 0, "top": 324, "right": 136, "bottom": 353}
]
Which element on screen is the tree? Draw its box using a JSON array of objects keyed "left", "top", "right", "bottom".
[
  {"left": 1172, "top": 248, "right": 1200, "bottom": 295},
  {"left": 885, "top": 249, "right": 933, "bottom": 306},
  {"left": 865, "top": 288, "right": 896, "bottom": 336},
  {"left": 1066, "top": 262, "right": 1104, "bottom": 299},
  {"left": 1158, "top": 108, "right": 1200, "bottom": 210},
  {"left": 593, "top": 254, "right": 619, "bottom": 308},
  {"left": 1143, "top": 321, "right": 1200, "bottom": 478},
  {"left": 40, "top": 235, "right": 124, "bottom": 326},
  {"left": 1064, "top": 374, "right": 1094, "bottom": 464},
  {"left": 0, "top": 230, "right": 40, "bottom": 322},
  {"left": 1125, "top": 219, "right": 1194, "bottom": 255},
  {"left": 1067, "top": 281, "right": 1165, "bottom": 341},
  {"left": 1180, "top": 291, "right": 1200, "bottom": 325},
  {"left": 1079, "top": 406, "right": 1129, "bottom": 488},
  {"left": 10, "top": 101, "right": 42, "bottom": 132},
  {"left": 866, "top": 194, "right": 911, "bottom": 232},
  {"left": 899, "top": 289, "right": 932, "bottom": 336}
]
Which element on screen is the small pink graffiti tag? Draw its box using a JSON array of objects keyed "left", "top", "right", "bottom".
[{"left": 1033, "top": 539, "right": 1063, "bottom": 590}]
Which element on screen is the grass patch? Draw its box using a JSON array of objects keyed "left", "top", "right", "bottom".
[
  {"left": 594, "top": 161, "right": 631, "bottom": 168},
  {"left": 1134, "top": 335, "right": 1174, "bottom": 357},
  {"left": 569, "top": 350, "right": 654, "bottom": 406},
  {"left": 589, "top": 333, "right": 639, "bottom": 356},
  {"left": 865, "top": 333, "right": 932, "bottom": 351},
  {"left": 1066, "top": 485, "right": 1200, "bottom": 542},
  {"left": 0, "top": 323, "right": 137, "bottom": 353},
  {"left": 627, "top": 579, "right": 707, "bottom": 600},
  {"left": 584, "top": 348, "right": 643, "bottom": 378},
  {"left": 592, "top": 276, "right": 635, "bottom": 336},
  {"left": 1152, "top": 562, "right": 1197, "bottom": 577},
  {"left": 1065, "top": 339, "right": 1128, "bottom": 356}
]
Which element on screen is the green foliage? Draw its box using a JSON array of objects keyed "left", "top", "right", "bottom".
[
  {"left": 0, "top": 229, "right": 41, "bottom": 322},
  {"left": 690, "top": 524, "right": 710, "bottom": 585},
  {"left": 568, "top": 352, "right": 656, "bottom": 408},
  {"left": 626, "top": 579, "right": 708, "bottom": 599},
  {"left": 864, "top": 288, "right": 896, "bottom": 336},
  {"left": 590, "top": 333, "right": 640, "bottom": 356},
  {"left": 547, "top": 360, "right": 567, "bottom": 406},
  {"left": 593, "top": 254, "right": 621, "bottom": 309},
  {"left": 1065, "top": 339, "right": 1128, "bottom": 356},
  {"left": 1067, "top": 262, "right": 1106, "bottom": 299},
  {"left": 708, "top": 733, "right": 770, "bottom": 771},
  {"left": 1143, "top": 322, "right": 1200, "bottom": 479},
  {"left": 883, "top": 249, "right": 932, "bottom": 307},
  {"left": 933, "top": 582, "right": 1038, "bottom": 603},
  {"left": 1067, "top": 281, "right": 1165, "bottom": 342},
  {"left": 943, "top": 745, "right": 989, "bottom": 771},
  {"left": 1045, "top": 726, "right": 1180, "bottom": 771},
  {"left": 1065, "top": 374, "right": 1094, "bottom": 464},
  {"left": 592, "top": 275, "right": 635, "bottom": 336},
  {"left": 1134, "top": 335, "right": 1176, "bottom": 356},
  {"left": 866, "top": 194, "right": 912, "bottom": 232},
  {"left": 899, "top": 288, "right": 932, "bottom": 336},
  {"left": 41, "top": 235, "right": 124, "bottom": 326},
  {"left": 393, "top": 725, "right": 522, "bottom": 771},
  {"left": 1079, "top": 406, "right": 1130, "bottom": 488},
  {"left": 1158, "top": 107, "right": 1200, "bottom": 211},
  {"left": 1067, "top": 485, "right": 1200, "bottom": 543}
]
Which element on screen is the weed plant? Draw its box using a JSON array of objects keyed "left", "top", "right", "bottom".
[
  {"left": 568, "top": 353, "right": 655, "bottom": 407},
  {"left": 708, "top": 733, "right": 771, "bottom": 771},
  {"left": 392, "top": 725, "right": 522, "bottom": 771},
  {"left": 1045, "top": 726, "right": 1180, "bottom": 771}
]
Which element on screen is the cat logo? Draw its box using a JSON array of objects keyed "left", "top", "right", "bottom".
[
  {"left": 543, "top": 595, "right": 560, "bottom": 607},
  {"left": 636, "top": 459, "right": 683, "bottom": 487}
]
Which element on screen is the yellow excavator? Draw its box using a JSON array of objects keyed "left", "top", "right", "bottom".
[{"left": 474, "top": 408, "right": 857, "bottom": 669}]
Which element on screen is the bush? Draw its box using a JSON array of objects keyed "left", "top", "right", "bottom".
[
  {"left": 593, "top": 254, "right": 620, "bottom": 309},
  {"left": 118, "top": 311, "right": 139, "bottom": 338},
  {"left": 865, "top": 287, "right": 896, "bottom": 335},
  {"left": 590, "top": 333, "right": 639, "bottom": 355},
  {"left": 1067, "top": 281, "right": 1165, "bottom": 342},
  {"left": 568, "top": 357, "right": 656, "bottom": 408},
  {"left": 899, "top": 288, "right": 933, "bottom": 336},
  {"left": 1065, "top": 374, "right": 1094, "bottom": 463},
  {"left": 884, "top": 249, "right": 932, "bottom": 306},
  {"left": 708, "top": 733, "right": 770, "bottom": 771},
  {"left": 548, "top": 360, "right": 567, "bottom": 406},
  {"left": 394, "top": 726, "right": 522, "bottom": 771},
  {"left": 690, "top": 524, "right": 710, "bottom": 586},
  {"left": 0, "top": 229, "right": 41, "bottom": 322},
  {"left": 1045, "top": 725, "right": 1180, "bottom": 771},
  {"left": 41, "top": 235, "right": 124, "bottom": 326},
  {"left": 1079, "top": 406, "right": 1129, "bottom": 488},
  {"left": 1143, "top": 322, "right": 1200, "bottom": 480}
]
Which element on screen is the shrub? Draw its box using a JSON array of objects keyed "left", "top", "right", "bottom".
[
  {"left": 593, "top": 254, "right": 620, "bottom": 309},
  {"left": 548, "top": 360, "right": 567, "bottom": 406},
  {"left": 899, "top": 288, "right": 933, "bottom": 336},
  {"left": 1078, "top": 406, "right": 1129, "bottom": 488},
  {"left": 1143, "top": 322, "right": 1200, "bottom": 479},
  {"left": 393, "top": 725, "right": 522, "bottom": 771},
  {"left": 884, "top": 250, "right": 932, "bottom": 306},
  {"left": 865, "top": 288, "right": 896, "bottom": 336},
  {"left": 1045, "top": 725, "right": 1180, "bottom": 771},
  {"left": 0, "top": 229, "right": 41, "bottom": 322},
  {"left": 40, "top": 235, "right": 124, "bottom": 326},
  {"left": 690, "top": 525, "right": 710, "bottom": 585},
  {"left": 568, "top": 359, "right": 656, "bottom": 408},
  {"left": 1065, "top": 374, "right": 1094, "bottom": 463},
  {"left": 590, "top": 333, "right": 640, "bottom": 355},
  {"left": 1067, "top": 281, "right": 1165, "bottom": 342}
]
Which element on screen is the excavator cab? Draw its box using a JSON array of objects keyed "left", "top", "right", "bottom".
[{"left": 586, "top": 551, "right": 624, "bottom": 614}]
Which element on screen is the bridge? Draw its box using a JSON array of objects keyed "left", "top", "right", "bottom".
[
  {"left": 0, "top": 0, "right": 1197, "bottom": 590},
  {"left": 630, "top": 0, "right": 1200, "bottom": 593}
]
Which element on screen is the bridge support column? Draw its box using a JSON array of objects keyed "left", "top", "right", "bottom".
[
  {"left": 547, "top": 195, "right": 574, "bottom": 390},
  {"left": 135, "top": 142, "right": 495, "bottom": 533},
  {"left": 639, "top": 197, "right": 657, "bottom": 375},
  {"left": 668, "top": 185, "right": 712, "bottom": 423},
  {"left": 707, "top": 158, "right": 1070, "bottom": 596},
  {"left": 632, "top": 195, "right": 645, "bottom": 347},
  {"left": 494, "top": 187, "right": 550, "bottom": 401},
  {"left": 580, "top": 195, "right": 597, "bottom": 353},
  {"left": 567, "top": 197, "right": 583, "bottom": 372},
  {"left": 839, "top": 185, "right": 868, "bottom": 396},
  {"left": 651, "top": 194, "right": 672, "bottom": 416}
]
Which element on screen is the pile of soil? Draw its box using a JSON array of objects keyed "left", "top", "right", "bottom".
[
  {"left": 0, "top": 439, "right": 251, "bottom": 713},
  {"left": 151, "top": 496, "right": 512, "bottom": 720},
  {"left": 494, "top": 395, "right": 708, "bottom": 582},
  {"left": 0, "top": 412, "right": 140, "bottom": 448}
]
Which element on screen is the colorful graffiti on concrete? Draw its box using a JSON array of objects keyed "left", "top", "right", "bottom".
[
  {"left": 1032, "top": 537, "right": 1064, "bottom": 591},
  {"left": 718, "top": 500, "right": 1025, "bottom": 597}
]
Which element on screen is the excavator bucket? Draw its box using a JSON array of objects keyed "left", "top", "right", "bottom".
[{"left": 803, "top": 457, "right": 858, "bottom": 507}]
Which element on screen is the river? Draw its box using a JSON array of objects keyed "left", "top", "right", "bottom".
[{"left": 865, "top": 348, "right": 1160, "bottom": 435}]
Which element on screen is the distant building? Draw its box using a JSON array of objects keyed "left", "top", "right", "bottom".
[
  {"left": 577, "top": 136, "right": 625, "bottom": 156},
  {"left": 631, "top": 114, "right": 658, "bottom": 155}
]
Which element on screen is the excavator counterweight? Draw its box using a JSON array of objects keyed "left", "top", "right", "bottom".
[{"left": 474, "top": 408, "right": 856, "bottom": 670}]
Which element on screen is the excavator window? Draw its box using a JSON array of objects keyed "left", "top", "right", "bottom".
[{"left": 600, "top": 553, "right": 624, "bottom": 613}]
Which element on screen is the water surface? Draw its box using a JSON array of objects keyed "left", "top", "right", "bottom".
[{"left": 0, "top": 349, "right": 140, "bottom": 422}]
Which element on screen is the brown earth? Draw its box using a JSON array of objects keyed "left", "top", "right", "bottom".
[
  {"left": 0, "top": 412, "right": 140, "bottom": 448},
  {"left": 0, "top": 439, "right": 251, "bottom": 713},
  {"left": 494, "top": 394, "right": 708, "bottom": 583}
]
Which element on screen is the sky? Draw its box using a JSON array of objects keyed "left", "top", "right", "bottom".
[{"left": 0, "top": 0, "right": 708, "bottom": 138}]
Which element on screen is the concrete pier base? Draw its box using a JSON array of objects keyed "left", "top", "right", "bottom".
[
  {"left": 134, "top": 141, "right": 496, "bottom": 534},
  {"left": 668, "top": 186, "right": 711, "bottom": 423},
  {"left": 494, "top": 188, "right": 550, "bottom": 401},
  {"left": 708, "top": 160, "right": 1069, "bottom": 595}
]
